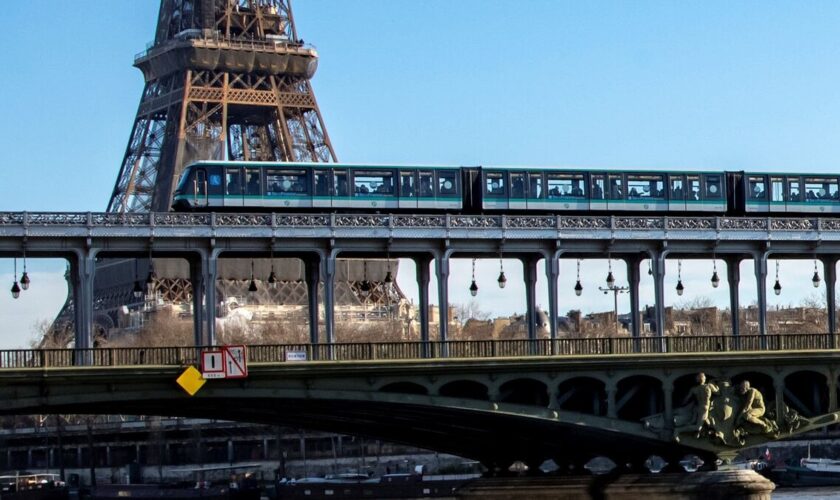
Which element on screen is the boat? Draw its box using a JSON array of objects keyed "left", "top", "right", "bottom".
[
  {"left": 92, "top": 465, "right": 261, "bottom": 500},
  {"left": 0, "top": 474, "right": 68, "bottom": 500},
  {"left": 765, "top": 446, "right": 840, "bottom": 487},
  {"left": 274, "top": 472, "right": 479, "bottom": 499}
]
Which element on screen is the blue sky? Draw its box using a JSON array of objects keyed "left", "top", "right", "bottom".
[{"left": 1, "top": 2, "right": 839, "bottom": 346}]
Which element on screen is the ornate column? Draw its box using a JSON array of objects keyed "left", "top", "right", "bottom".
[
  {"left": 824, "top": 258, "right": 837, "bottom": 346},
  {"left": 304, "top": 256, "right": 321, "bottom": 346},
  {"left": 436, "top": 254, "right": 451, "bottom": 356},
  {"left": 323, "top": 253, "right": 337, "bottom": 355},
  {"left": 546, "top": 253, "right": 560, "bottom": 355},
  {"left": 523, "top": 256, "right": 539, "bottom": 352},
  {"left": 725, "top": 256, "right": 742, "bottom": 339},
  {"left": 203, "top": 249, "right": 219, "bottom": 346},
  {"left": 416, "top": 256, "right": 432, "bottom": 358},
  {"left": 606, "top": 381, "right": 618, "bottom": 419},
  {"left": 71, "top": 249, "right": 96, "bottom": 363},
  {"left": 755, "top": 254, "right": 768, "bottom": 346},
  {"left": 626, "top": 256, "right": 642, "bottom": 341},
  {"left": 189, "top": 256, "right": 205, "bottom": 346},
  {"left": 651, "top": 251, "right": 667, "bottom": 353}
]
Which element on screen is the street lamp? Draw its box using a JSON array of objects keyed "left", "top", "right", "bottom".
[
  {"left": 605, "top": 257, "right": 615, "bottom": 288},
  {"left": 574, "top": 259, "right": 583, "bottom": 296},
  {"left": 10, "top": 258, "right": 20, "bottom": 299},
  {"left": 599, "top": 283, "right": 629, "bottom": 335},
  {"left": 711, "top": 256, "right": 720, "bottom": 288},
  {"left": 774, "top": 260, "right": 782, "bottom": 296},
  {"left": 676, "top": 259, "right": 684, "bottom": 296},
  {"left": 469, "top": 258, "right": 478, "bottom": 297},
  {"left": 248, "top": 261, "right": 258, "bottom": 293},
  {"left": 497, "top": 251, "right": 506, "bottom": 289},
  {"left": 813, "top": 259, "right": 821, "bottom": 288}
]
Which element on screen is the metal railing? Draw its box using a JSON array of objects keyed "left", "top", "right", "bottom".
[{"left": 0, "top": 334, "right": 833, "bottom": 370}]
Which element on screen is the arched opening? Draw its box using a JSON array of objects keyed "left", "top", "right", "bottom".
[
  {"left": 616, "top": 375, "right": 663, "bottom": 421},
  {"left": 785, "top": 371, "right": 828, "bottom": 418},
  {"left": 499, "top": 378, "right": 549, "bottom": 407},
  {"left": 439, "top": 380, "right": 490, "bottom": 401},
  {"left": 556, "top": 377, "right": 606, "bottom": 416}
]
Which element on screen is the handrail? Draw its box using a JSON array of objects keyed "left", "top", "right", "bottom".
[{"left": 0, "top": 333, "right": 833, "bottom": 369}]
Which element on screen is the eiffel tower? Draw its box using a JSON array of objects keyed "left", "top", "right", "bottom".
[
  {"left": 108, "top": 0, "right": 335, "bottom": 213},
  {"left": 51, "top": 1, "right": 406, "bottom": 346}
]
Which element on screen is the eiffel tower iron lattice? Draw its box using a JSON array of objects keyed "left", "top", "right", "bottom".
[{"left": 107, "top": 0, "right": 337, "bottom": 214}]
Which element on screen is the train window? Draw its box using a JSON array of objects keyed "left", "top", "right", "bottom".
[
  {"left": 245, "top": 169, "right": 261, "bottom": 196},
  {"left": 354, "top": 171, "right": 394, "bottom": 195},
  {"left": 788, "top": 179, "right": 801, "bottom": 201},
  {"left": 771, "top": 178, "right": 784, "bottom": 203},
  {"left": 419, "top": 171, "right": 434, "bottom": 197},
  {"left": 546, "top": 173, "right": 585, "bottom": 198},
  {"left": 670, "top": 178, "right": 684, "bottom": 200},
  {"left": 591, "top": 174, "right": 605, "bottom": 200},
  {"left": 748, "top": 176, "right": 766, "bottom": 200},
  {"left": 608, "top": 175, "right": 623, "bottom": 199},
  {"left": 437, "top": 171, "right": 457, "bottom": 196},
  {"left": 804, "top": 177, "right": 839, "bottom": 201},
  {"left": 687, "top": 176, "right": 700, "bottom": 201},
  {"left": 266, "top": 169, "right": 307, "bottom": 196},
  {"left": 510, "top": 173, "right": 525, "bottom": 198},
  {"left": 226, "top": 168, "right": 243, "bottom": 195},
  {"left": 627, "top": 174, "right": 664, "bottom": 199},
  {"left": 485, "top": 172, "right": 506, "bottom": 197},
  {"left": 334, "top": 171, "right": 348, "bottom": 197},
  {"left": 400, "top": 172, "right": 415, "bottom": 197},
  {"left": 705, "top": 176, "right": 722, "bottom": 199},
  {"left": 528, "top": 173, "right": 543, "bottom": 199},
  {"left": 314, "top": 170, "right": 330, "bottom": 196}
]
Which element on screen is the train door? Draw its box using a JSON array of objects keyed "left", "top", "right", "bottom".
[
  {"left": 701, "top": 174, "right": 726, "bottom": 212},
  {"left": 786, "top": 177, "right": 802, "bottom": 213},
  {"left": 745, "top": 175, "right": 769, "bottom": 213},
  {"left": 193, "top": 168, "right": 209, "bottom": 208},
  {"left": 224, "top": 167, "right": 245, "bottom": 208},
  {"left": 526, "top": 172, "right": 546, "bottom": 210},
  {"left": 332, "top": 169, "right": 350, "bottom": 209},
  {"left": 399, "top": 170, "right": 418, "bottom": 210},
  {"left": 769, "top": 177, "right": 786, "bottom": 213},
  {"left": 684, "top": 175, "right": 702, "bottom": 211},
  {"left": 417, "top": 170, "right": 435, "bottom": 209},
  {"left": 482, "top": 170, "right": 508, "bottom": 210},
  {"left": 590, "top": 174, "right": 606, "bottom": 211},
  {"left": 606, "top": 173, "right": 625, "bottom": 211},
  {"left": 435, "top": 169, "right": 461, "bottom": 209},
  {"left": 313, "top": 169, "right": 331, "bottom": 208},
  {"left": 668, "top": 174, "right": 686, "bottom": 212},
  {"left": 509, "top": 171, "right": 527, "bottom": 210}
]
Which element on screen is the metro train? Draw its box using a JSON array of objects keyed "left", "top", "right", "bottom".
[{"left": 172, "top": 161, "right": 840, "bottom": 215}]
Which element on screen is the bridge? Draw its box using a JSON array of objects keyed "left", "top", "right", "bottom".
[
  {"left": 4, "top": 211, "right": 840, "bottom": 468},
  {"left": 2, "top": 211, "right": 840, "bottom": 351},
  {"left": 1, "top": 338, "right": 839, "bottom": 470}
]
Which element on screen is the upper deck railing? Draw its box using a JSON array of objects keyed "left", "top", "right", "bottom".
[
  {"left": 0, "top": 334, "right": 833, "bottom": 369},
  {"left": 1, "top": 212, "right": 840, "bottom": 239}
]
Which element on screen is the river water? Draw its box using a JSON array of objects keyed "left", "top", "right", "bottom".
[{"left": 775, "top": 488, "right": 840, "bottom": 499}]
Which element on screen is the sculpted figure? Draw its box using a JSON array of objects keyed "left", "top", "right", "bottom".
[
  {"left": 674, "top": 372, "right": 719, "bottom": 437},
  {"left": 734, "top": 380, "right": 779, "bottom": 438}
]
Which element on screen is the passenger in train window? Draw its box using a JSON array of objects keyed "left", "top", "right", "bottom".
[
  {"left": 572, "top": 186, "right": 584, "bottom": 197},
  {"left": 420, "top": 178, "right": 433, "bottom": 197},
  {"left": 401, "top": 177, "right": 414, "bottom": 197},
  {"left": 549, "top": 186, "right": 561, "bottom": 198},
  {"left": 592, "top": 184, "right": 603, "bottom": 199},
  {"left": 246, "top": 174, "right": 260, "bottom": 195}
]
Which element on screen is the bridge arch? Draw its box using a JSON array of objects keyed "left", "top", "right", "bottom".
[
  {"left": 438, "top": 380, "right": 490, "bottom": 401},
  {"left": 615, "top": 375, "right": 663, "bottom": 422},
  {"left": 498, "top": 378, "right": 549, "bottom": 407},
  {"left": 784, "top": 370, "right": 829, "bottom": 417},
  {"left": 556, "top": 377, "right": 606, "bottom": 416}
]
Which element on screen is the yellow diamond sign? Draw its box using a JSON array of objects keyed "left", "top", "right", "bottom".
[{"left": 176, "top": 366, "right": 206, "bottom": 396}]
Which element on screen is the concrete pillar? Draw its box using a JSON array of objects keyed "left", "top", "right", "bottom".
[
  {"left": 305, "top": 257, "right": 321, "bottom": 346},
  {"left": 774, "top": 378, "right": 785, "bottom": 429},
  {"left": 651, "top": 252, "right": 667, "bottom": 353},
  {"left": 71, "top": 250, "right": 96, "bottom": 359},
  {"left": 545, "top": 255, "right": 560, "bottom": 354},
  {"left": 227, "top": 440, "right": 234, "bottom": 464},
  {"left": 824, "top": 258, "right": 837, "bottom": 346},
  {"left": 203, "top": 251, "right": 218, "bottom": 346},
  {"left": 755, "top": 256, "right": 768, "bottom": 345},
  {"left": 436, "top": 255, "right": 450, "bottom": 346},
  {"left": 416, "top": 256, "right": 432, "bottom": 357},
  {"left": 725, "top": 257, "right": 742, "bottom": 339},
  {"left": 106, "top": 446, "right": 111, "bottom": 466},
  {"left": 828, "top": 370, "right": 838, "bottom": 412},
  {"left": 27, "top": 449, "right": 32, "bottom": 468},
  {"left": 189, "top": 258, "right": 205, "bottom": 346},
  {"left": 323, "top": 255, "right": 337, "bottom": 357},
  {"left": 663, "top": 380, "right": 674, "bottom": 431},
  {"left": 523, "top": 257, "right": 539, "bottom": 350},
  {"left": 626, "top": 257, "right": 642, "bottom": 342},
  {"left": 262, "top": 438, "right": 270, "bottom": 460}
]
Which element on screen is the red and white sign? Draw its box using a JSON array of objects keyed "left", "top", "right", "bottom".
[
  {"left": 223, "top": 345, "right": 248, "bottom": 379},
  {"left": 201, "top": 351, "right": 225, "bottom": 379},
  {"left": 200, "top": 345, "right": 248, "bottom": 380}
]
